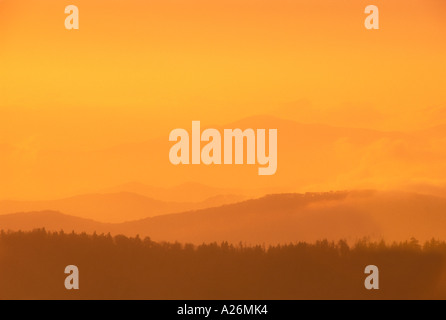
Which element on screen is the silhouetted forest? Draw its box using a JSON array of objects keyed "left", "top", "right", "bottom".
[{"left": 0, "top": 229, "right": 445, "bottom": 299}]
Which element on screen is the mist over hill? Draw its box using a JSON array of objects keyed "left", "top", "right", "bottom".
[{"left": 1, "top": 190, "right": 446, "bottom": 245}]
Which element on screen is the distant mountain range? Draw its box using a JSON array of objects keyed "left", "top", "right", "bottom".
[
  {"left": 3, "top": 115, "right": 446, "bottom": 200},
  {"left": 1, "top": 190, "right": 446, "bottom": 245},
  {"left": 100, "top": 181, "right": 258, "bottom": 203},
  {"left": 96, "top": 115, "right": 446, "bottom": 195},
  {"left": 0, "top": 191, "right": 247, "bottom": 223}
]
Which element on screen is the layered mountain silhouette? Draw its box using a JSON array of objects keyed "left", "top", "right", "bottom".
[
  {"left": 0, "top": 191, "right": 247, "bottom": 223},
  {"left": 4, "top": 115, "right": 446, "bottom": 200},
  {"left": 2, "top": 190, "right": 446, "bottom": 245},
  {"left": 100, "top": 182, "right": 250, "bottom": 203},
  {"left": 92, "top": 115, "right": 446, "bottom": 195}
]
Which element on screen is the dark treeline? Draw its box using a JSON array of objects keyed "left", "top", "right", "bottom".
[{"left": 0, "top": 229, "right": 445, "bottom": 299}]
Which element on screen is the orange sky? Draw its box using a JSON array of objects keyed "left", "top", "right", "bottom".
[{"left": 1, "top": 0, "right": 446, "bottom": 199}]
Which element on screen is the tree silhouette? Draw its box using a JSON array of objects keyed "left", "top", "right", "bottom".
[{"left": 0, "top": 229, "right": 444, "bottom": 299}]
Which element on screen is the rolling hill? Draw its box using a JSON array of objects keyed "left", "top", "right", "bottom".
[
  {"left": 2, "top": 190, "right": 446, "bottom": 245},
  {"left": 0, "top": 192, "right": 247, "bottom": 223}
]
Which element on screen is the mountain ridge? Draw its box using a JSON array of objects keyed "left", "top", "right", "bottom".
[
  {"left": 0, "top": 191, "right": 248, "bottom": 223},
  {"left": 1, "top": 190, "right": 446, "bottom": 245}
]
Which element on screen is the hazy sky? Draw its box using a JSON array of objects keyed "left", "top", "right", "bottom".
[{"left": 0, "top": 0, "right": 445, "bottom": 199}]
